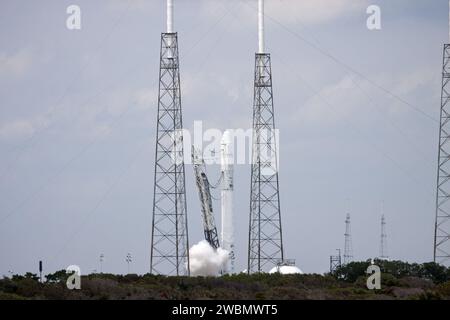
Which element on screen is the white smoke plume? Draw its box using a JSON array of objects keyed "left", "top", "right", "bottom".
[{"left": 189, "top": 240, "right": 229, "bottom": 277}]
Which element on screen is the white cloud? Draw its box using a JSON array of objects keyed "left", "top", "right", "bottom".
[
  {"left": 266, "top": 0, "right": 368, "bottom": 25},
  {"left": 107, "top": 0, "right": 157, "bottom": 12},
  {"left": 200, "top": 0, "right": 368, "bottom": 28},
  {"left": 134, "top": 88, "right": 158, "bottom": 110},
  {"left": 0, "top": 114, "right": 52, "bottom": 142},
  {"left": 0, "top": 50, "right": 32, "bottom": 78},
  {"left": 294, "top": 75, "right": 362, "bottom": 127},
  {"left": 65, "top": 87, "right": 157, "bottom": 140},
  {"left": 392, "top": 68, "right": 436, "bottom": 97},
  {"left": 0, "top": 87, "right": 148, "bottom": 143},
  {"left": 289, "top": 67, "right": 438, "bottom": 134},
  {"left": 0, "top": 120, "right": 34, "bottom": 141},
  {"left": 181, "top": 71, "right": 209, "bottom": 97}
]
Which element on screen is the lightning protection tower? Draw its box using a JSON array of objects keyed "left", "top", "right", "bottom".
[
  {"left": 343, "top": 213, "right": 353, "bottom": 265},
  {"left": 150, "top": 0, "right": 190, "bottom": 276},
  {"left": 248, "top": 0, "right": 284, "bottom": 273},
  {"left": 434, "top": 6, "right": 450, "bottom": 265},
  {"left": 380, "top": 213, "right": 388, "bottom": 260}
]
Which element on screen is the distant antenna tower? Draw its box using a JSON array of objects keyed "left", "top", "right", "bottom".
[
  {"left": 39, "top": 260, "right": 43, "bottom": 283},
  {"left": 380, "top": 213, "right": 389, "bottom": 260},
  {"left": 248, "top": 0, "right": 284, "bottom": 273},
  {"left": 343, "top": 212, "right": 353, "bottom": 265},
  {"left": 150, "top": 0, "right": 190, "bottom": 276},
  {"left": 99, "top": 254, "right": 104, "bottom": 273},
  {"left": 126, "top": 253, "right": 132, "bottom": 274},
  {"left": 434, "top": 4, "right": 450, "bottom": 265}
]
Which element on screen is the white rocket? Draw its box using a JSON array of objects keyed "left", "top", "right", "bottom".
[{"left": 220, "top": 131, "right": 234, "bottom": 274}]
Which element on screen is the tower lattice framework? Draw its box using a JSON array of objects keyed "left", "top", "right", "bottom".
[
  {"left": 380, "top": 214, "right": 388, "bottom": 260},
  {"left": 150, "top": 33, "right": 189, "bottom": 276},
  {"left": 435, "top": 44, "right": 450, "bottom": 266},
  {"left": 343, "top": 213, "right": 353, "bottom": 265},
  {"left": 248, "top": 53, "right": 284, "bottom": 273}
]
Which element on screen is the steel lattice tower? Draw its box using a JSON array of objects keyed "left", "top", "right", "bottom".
[
  {"left": 330, "top": 249, "right": 342, "bottom": 273},
  {"left": 248, "top": 52, "right": 284, "bottom": 274},
  {"left": 434, "top": 43, "right": 450, "bottom": 266},
  {"left": 343, "top": 213, "right": 353, "bottom": 265},
  {"left": 380, "top": 214, "right": 388, "bottom": 260},
  {"left": 248, "top": 0, "right": 284, "bottom": 273},
  {"left": 150, "top": 31, "right": 189, "bottom": 276}
]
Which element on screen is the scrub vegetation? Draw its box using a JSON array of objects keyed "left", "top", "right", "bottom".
[{"left": 1, "top": 260, "right": 450, "bottom": 300}]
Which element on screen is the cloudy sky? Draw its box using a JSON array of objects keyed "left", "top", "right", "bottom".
[{"left": 0, "top": 0, "right": 448, "bottom": 276}]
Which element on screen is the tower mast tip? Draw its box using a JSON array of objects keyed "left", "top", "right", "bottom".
[
  {"left": 258, "top": 0, "right": 265, "bottom": 53},
  {"left": 167, "top": 0, "right": 174, "bottom": 33}
]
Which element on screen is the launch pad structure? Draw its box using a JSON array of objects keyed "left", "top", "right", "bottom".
[
  {"left": 434, "top": 16, "right": 450, "bottom": 265},
  {"left": 192, "top": 146, "right": 220, "bottom": 250},
  {"left": 150, "top": 0, "right": 190, "bottom": 276},
  {"left": 149, "top": 0, "right": 295, "bottom": 276},
  {"left": 248, "top": 0, "right": 285, "bottom": 274}
]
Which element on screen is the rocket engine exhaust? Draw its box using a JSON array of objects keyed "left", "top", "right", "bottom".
[{"left": 189, "top": 240, "right": 229, "bottom": 277}]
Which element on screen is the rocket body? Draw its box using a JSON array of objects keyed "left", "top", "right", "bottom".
[{"left": 220, "top": 131, "right": 234, "bottom": 273}]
